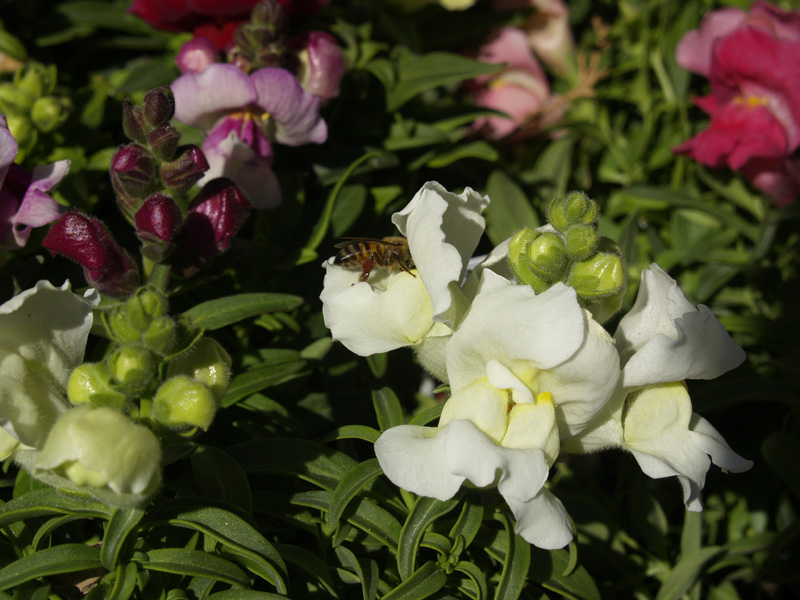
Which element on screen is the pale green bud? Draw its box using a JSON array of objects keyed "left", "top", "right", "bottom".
[
  {"left": 166, "top": 338, "right": 232, "bottom": 403},
  {"left": 4, "top": 113, "right": 35, "bottom": 154},
  {"left": 527, "top": 231, "right": 568, "bottom": 282},
  {"left": 142, "top": 315, "right": 178, "bottom": 355},
  {"left": 567, "top": 252, "right": 625, "bottom": 305},
  {"left": 153, "top": 376, "right": 217, "bottom": 430},
  {"left": 109, "top": 344, "right": 157, "bottom": 391},
  {"left": 126, "top": 288, "right": 168, "bottom": 331},
  {"left": 67, "top": 363, "right": 128, "bottom": 410},
  {"left": 564, "top": 224, "right": 598, "bottom": 260},
  {"left": 0, "top": 84, "right": 29, "bottom": 114},
  {"left": 107, "top": 306, "right": 143, "bottom": 343},
  {"left": 31, "top": 96, "right": 68, "bottom": 132},
  {"left": 549, "top": 191, "right": 597, "bottom": 232},
  {"left": 508, "top": 228, "right": 557, "bottom": 294},
  {"left": 35, "top": 406, "right": 162, "bottom": 507}
]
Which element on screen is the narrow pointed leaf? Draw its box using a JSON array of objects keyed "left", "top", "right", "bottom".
[
  {"left": 326, "top": 458, "right": 384, "bottom": 527},
  {"left": 529, "top": 548, "right": 601, "bottom": 600},
  {"left": 398, "top": 496, "right": 460, "bottom": 580},
  {"left": 655, "top": 547, "right": 723, "bottom": 600},
  {"left": 222, "top": 360, "right": 308, "bottom": 407},
  {"left": 183, "top": 293, "right": 303, "bottom": 330},
  {"left": 190, "top": 446, "right": 253, "bottom": 513},
  {"left": 322, "top": 425, "right": 381, "bottom": 444},
  {"left": 373, "top": 387, "right": 404, "bottom": 431},
  {"left": 381, "top": 561, "right": 447, "bottom": 600},
  {"left": 0, "top": 544, "right": 102, "bottom": 591},
  {"left": 336, "top": 545, "right": 379, "bottom": 600},
  {"left": 139, "top": 548, "right": 250, "bottom": 587},
  {"left": 101, "top": 508, "right": 144, "bottom": 570},
  {"left": 493, "top": 515, "right": 531, "bottom": 600},
  {"left": 105, "top": 562, "right": 139, "bottom": 600},
  {"left": 455, "top": 561, "right": 489, "bottom": 600},
  {"left": 0, "top": 489, "right": 111, "bottom": 527}
]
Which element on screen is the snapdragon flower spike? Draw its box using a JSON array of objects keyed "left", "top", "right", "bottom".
[
  {"left": 177, "top": 177, "right": 252, "bottom": 259},
  {"left": 43, "top": 211, "right": 140, "bottom": 297}
]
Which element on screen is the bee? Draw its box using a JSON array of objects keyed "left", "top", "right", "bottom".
[{"left": 333, "top": 236, "right": 416, "bottom": 282}]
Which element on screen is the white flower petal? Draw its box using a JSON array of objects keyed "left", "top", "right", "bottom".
[
  {"left": 446, "top": 274, "right": 585, "bottom": 392},
  {"left": 392, "top": 182, "right": 490, "bottom": 327},
  {"left": 441, "top": 419, "right": 549, "bottom": 503},
  {"left": 616, "top": 265, "right": 745, "bottom": 388},
  {"left": 505, "top": 488, "right": 573, "bottom": 549},
  {"left": 374, "top": 424, "right": 465, "bottom": 501},
  {"left": 689, "top": 414, "right": 753, "bottom": 474},
  {"left": 321, "top": 261, "right": 435, "bottom": 355},
  {"left": 439, "top": 379, "right": 509, "bottom": 444},
  {"left": 485, "top": 359, "right": 533, "bottom": 404}
]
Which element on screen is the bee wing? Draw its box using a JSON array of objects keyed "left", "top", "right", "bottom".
[{"left": 334, "top": 237, "right": 403, "bottom": 249}]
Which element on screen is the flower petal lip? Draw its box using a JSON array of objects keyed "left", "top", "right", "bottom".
[
  {"left": 250, "top": 67, "right": 327, "bottom": 145},
  {"left": 674, "top": 7, "right": 745, "bottom": 77},
  {"left": 0, "top": 281, "right": 98, "bottom": 448},
  {"left": 320, "top": 261, "right": 437, "bottom": 356},
  {"left": 505, "top": 489, "right": 573, "bottom": 549},
  {"left": 392, "top": 181, "right": 490, "bottom": 327},
  {"left": 615, "top": 264, "right": 745, "bottom": 389},
  {"left": 172, "top": 63, "right": 257, "bottom": 129}
]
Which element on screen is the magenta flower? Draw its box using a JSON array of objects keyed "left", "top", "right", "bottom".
[
  {"left": 176, "top": 37, "right": 218, "bottom": 74},
  {"left": 468, "top": 27, "right": 559, "bottom": 140},
  {"left": 0, "top": 116, "right": 68, "bottom": 254},
  {"left": 172, "top": 63, "right": 327, "bottom": 209},
  {"left": 674, "top": 2, "right": 800, "bottom": 206},
  {"left": 288, "top": 31, "right": 346, "bottom": 100}
]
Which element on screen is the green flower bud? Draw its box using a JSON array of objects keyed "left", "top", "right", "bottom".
[
  {"left": 167, "top": 338, "right": 232, "bottom": 403},
  {"left": 508, "top": 228, "right": 555, "bottom": 294},
  {"left": 564, "top": 224, "right": 598, "bottom": 260},
  {"left": 109, "top": 344, "right": 157, "bottom": 391},
  {"left": 0, "top": 84, "right": 30, "bottom": 115},
  {"left": 548, "top": 191, "right": 597, "bottom": 232},
  {"left": 567, "top": 251, "right": 625, "bottom": 305},
  {"left": 126, "top": 288, "right": 168, "bottom": 330},
  {"left": 4, "top": 113, "right": 35, "bottom": 155},
  {"left": 67, "top": 363, "right": 128, "bottom": 410},
  {"left": 142, "top": 315, "right": 178, "bottom": 355},
  {"left": 107, "top": 306, "right": 143, "bottom": 343},
  {"left": 31, "top": 96, "right": 68, "bottom": 132},
  {"left": 35, "top": 406, "right": 162, "bottom": 507},
  {"left": 527, "top": 231, "right": 568, "bottom": 282},
  {"left": 153, "top": 376, "right": 217, "bottom": 431}
]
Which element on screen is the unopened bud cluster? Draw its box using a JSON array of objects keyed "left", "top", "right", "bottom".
[
  {"left": 0, "top": 61, "right": 70, "bottom": 160},
  {"left": 509, "top": 192, "right": 626, "bottom": 323},
  {"left": 68, "top": 287, "right": 232, "bottom": 432}
]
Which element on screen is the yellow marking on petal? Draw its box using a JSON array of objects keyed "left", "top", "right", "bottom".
[
  {"left": 534, "top": 391, "right": 553, "bottom": 406},
  {"left": 734, "top": 95, "right": 769, "bottom": 107}
]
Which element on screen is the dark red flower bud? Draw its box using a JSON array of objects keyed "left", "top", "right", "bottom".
[
  {"left": 110, "top": 144, "right": 159, "bottom": 216},
  {"left": 142, "top": 86, "right": 175, "bottom": 128},
  {"left": 135, "top": 193, "right": 184, "bottom": 262},
  {"left": 177, "top": 178, "right": 252, "bottom": 259},
  {"left": 43, "top": 212, "right": 140, "bottom": 297},
  {"left": 147, "top": 124, "right": 181, "bottom": 160},
  {"left": 121, "top": 99, "right": 147, "bottom": 141},
  {"left": 160, "top": 145, "right": 209, "bottom": 196}
]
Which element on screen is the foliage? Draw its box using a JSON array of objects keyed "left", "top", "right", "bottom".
[{"left": 0, "top": 0, "right": 798, "bottom": 599}]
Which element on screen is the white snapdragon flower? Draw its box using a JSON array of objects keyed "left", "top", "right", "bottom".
[
  {"left": 563, "top": 265, "right": 752, "bottom": 510},
  {"left": 375, "top": 271, "right": 620, "bottom": 548},
  {"left": 0, "top": 280, "right": 162, "bottom": 507},
  {"left": 321, "top": 181, "right": 490, "bottom": 380}
]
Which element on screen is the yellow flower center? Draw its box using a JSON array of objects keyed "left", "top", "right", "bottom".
[{"left": 734, "top": 95, "right": 769, "bottom": 108}]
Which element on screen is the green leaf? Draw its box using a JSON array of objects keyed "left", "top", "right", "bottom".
[
  {"left": 336, "top": 545, "right": 379, "bottom": 600},
  {"left": 455, "top": 561, "right": 489, "bottom": 600},
  {"left": 222, "top": 360, "right": 308, "bottom": 407},
  {"left": 145, "top": 502, "right": 287, "bottom": 592},
  {"left": 183, "top": 293, "right": 303, "bottom": 331},
  {"left": 274, "top": 543, "right": 340, "bottom": 597},
  {"left": 449, "top": 494, "right": 484, "bottom": 550},
  {"left": 398, "top": 497, "right": 460, "bottom": 580},
  {"left": 138, "top": 548, "right": 251, "bottom": 587},
  {"left": 105, "top": 562, "right": 139, "bottom": 600},
  {"left": 493, "top": 519, "right": 531, "bottom": 600},
  {"left": 655, "top": 547, "right": 723, "bottom": 600},
  {"left": 373, "top": 387, "right": 404, "bottom": 431},
  {"left": 0, "top": 544, "right": 102, "bottom": 591},
  {"left": 0, "top": 488, "right": 111, "bottom": 527},
  {"left": 523, "top": 137, "right": 575, "bottom": 201},
  {"left": 387, "top": 53, "right": 501, "bottom": 111},
  {"left": 327, "top": 458, "right": 384, "bottom": 527},
  {"left": 229, "top": 438, "right": 357, "bottom": 490},
  {"left": 31, "top": 515, "right": 84, "bottom": 551},
  {"left": 529, "top": 547, "right": 600, "bottom": 600},
  {"left": 207, "top": 592, "right": 288, "bottom": 600},
  {"left": 485, "top": 170, "right": 541, "bottom": 246},
  {"left": 425, "top": 141, "right": 499, "bottom": 169},
  {"left": 762, "top": 432, "right": 800, "bottom": 498},
  {"left": 381, "top": 561, "right": 447, "bottom": 600},
  {"left": 101, "top": 508, "right": 144, "bottom": 570},
  {"left": 190, "top": 446, "right": 253, "bottom": 513},
  {"left": 332, "top": 184, "right": 368, "bottom": 237},
  {"left": 292, "top": 491, "right": 402, "bottom": 551},
  {"left": 322, "top": 425, "right": 382, "bottom": 444},
  {"left": 409, "top": 404, "right": 444, "bottom": 426}
]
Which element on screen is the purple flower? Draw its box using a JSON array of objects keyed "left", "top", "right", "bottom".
[
  {"left": 287, "top": 31, "right": 346, "bottom": 101},
  {"left": 1, "top": 116, "right": 68, "bottom": 253},
  {"left": 172, "top": 63, "right": 327, "bottom": 209}
]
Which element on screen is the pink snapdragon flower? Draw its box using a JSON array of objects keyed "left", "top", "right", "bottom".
[
  {"left": 674, "top": 2, "right": 800, "bottom": 206},
  {"left": 0, "top": 116, "right": 68, "bottom": 254},
  {"left": 172, "top": 63, "right": 327, "bottom": 209},
  {"left": 468, "top": 27, "right": 560, "bottom": 140}
]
